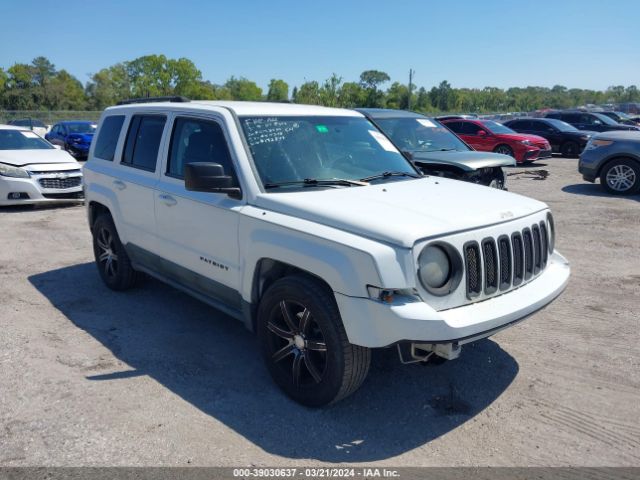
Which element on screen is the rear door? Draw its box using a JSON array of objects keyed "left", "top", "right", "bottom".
[
  {"left": 114, "top": 113, "right": 167, "bottom": 255},
  {"left": 154, "top": 111, "right": 243, "bottom": 312}
]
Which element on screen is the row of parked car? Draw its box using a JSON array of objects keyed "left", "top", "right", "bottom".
[
  {"left": 6, "top": 118, "right": 96, "bottom": 159},
  {"left": 2, "top": 103, "right": 640, "bottom": 208}
]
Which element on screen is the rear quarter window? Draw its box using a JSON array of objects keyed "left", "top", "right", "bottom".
[{"left": 93, "top": 115, "right": 125, "bottom": 161}]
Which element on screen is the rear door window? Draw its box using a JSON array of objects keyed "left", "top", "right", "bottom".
[
  {"left": 122, "top": 115, "right": 166, "bottom": 171},
  {"left": 93, "top": 115, "right": 125, "bottom": 161}
]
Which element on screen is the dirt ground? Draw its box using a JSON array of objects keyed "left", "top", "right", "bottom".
[{"left": 1, "top": 156, "right": 639, "bottom": 467}]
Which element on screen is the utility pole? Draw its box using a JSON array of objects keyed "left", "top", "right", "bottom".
[{"left": 408, "top": 69, "right": 414, "bottom": 111}]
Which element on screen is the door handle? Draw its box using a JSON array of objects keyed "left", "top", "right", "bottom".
[
  {"left": 112, "top": 180, "right": 126, "bottom": 190},
  {"left": 158, "top": 193, "right": 177, "bottom": 206}
]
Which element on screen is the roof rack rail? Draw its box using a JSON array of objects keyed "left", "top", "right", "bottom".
[{"left": 117, "top": 96, "right": 190, "bottom": 105}]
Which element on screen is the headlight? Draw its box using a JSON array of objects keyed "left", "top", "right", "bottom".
[
  {"left": 547, "top": 212, "right": 555, "bottom": 254},
  {"left": 0, "top": 162, "right": 30, "bottom": 178},
  {"left": 520, "top": 140, "right": 534, "bottom": 146},
  {"left": 585, "top": 139, "right": 613, "bottom": 150},
  {"left": 418, "top": 243, "right": 462, "bottom": 295},
  {"left": 580, "top": 135, "right": 591, "bottom": 141}
]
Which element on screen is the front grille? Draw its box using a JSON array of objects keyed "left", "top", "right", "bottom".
[
  {"left": 523, "top": 228, "right": 534, "bottom": 280},
  {"left": 540, "top": 222, "right": 549, "bottom": 267},
  {"left": 482, "top": 239, "right": 498, "bottom": 294},
  {"left": 464, "top": 242, "right": 482, "bottom": 298},
  {"left": 498, "top": 235, "right": 512, "bottom": 290},
  {"left": 42, "top": 192, "right": 84, "bottom": 199},
  {"left": 465, "top": 221, "right": 551, "bottom": 299},
  {"left": 532, "top": 224, "right": 542, "bottom": 274},
  {"left": 512, "top": 232, "right": 524, "bottom": 286},
  {"left": 38, "top": 177, "right": 82, "bottom": 189}
]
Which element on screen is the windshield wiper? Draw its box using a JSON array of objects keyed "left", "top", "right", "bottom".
[
  {"left": 264, "top": 178, "right": 368, "bottom": 189},
  {"left": 359, "top": 171, "right": 421, "bottom": 182}
]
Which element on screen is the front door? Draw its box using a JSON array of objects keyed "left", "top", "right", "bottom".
[{"left": 154, "top": 112, "right": 243, "bottom": 312}]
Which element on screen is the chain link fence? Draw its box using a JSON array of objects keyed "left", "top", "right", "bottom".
[{"left": 0, "top": 110, "right": 102, "bottom": 128}]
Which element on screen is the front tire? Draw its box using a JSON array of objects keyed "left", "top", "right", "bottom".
[
  {"left": 560, "top": 141, "right": 579, "bottom": 157},
  {"left": 493, "top": 144, "right": 514, "bottom": 158},
  {"left": 92, "top": 214, "right": 138, "bottom": 290},
  {"left": 257, "top": 275, "right": 370, "bottom": 407},
  {"left": 600, "top": 158, "right": 640, "bottom": 195}
]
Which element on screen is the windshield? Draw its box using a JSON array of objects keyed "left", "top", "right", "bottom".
[
  {"left": 545, "top": 119, "right": 579, "bottom": 132},
  {"left": 374, "top": 117, "right": 470, "bottom": 152},
  {"left": 66, "top": 122, "right": 97, "bottom": 134},
  {"left": 240, "top": 116, "right": 418, "bottom": 189},
  {"left": 481, "top": 120, "right": 516, "bottom": 134},
  {"left": 9, "top": 119, "right": 46, "bottom": 128},
  {"left": 593, "top": 113, "right": 618, "bottom": 126},
  {"left": 0, "top": 129, "right": 54, "bottom": 150}
]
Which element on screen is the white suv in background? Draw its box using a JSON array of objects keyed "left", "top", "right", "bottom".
[
  {"left": 0, "top": 125, "right": 83, "bottom": 206},
  {"left": 83, "top": 98, "right": 570, "bottom": 406}
]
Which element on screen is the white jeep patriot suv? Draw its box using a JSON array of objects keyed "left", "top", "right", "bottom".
[{"left": 84, "top": 97, "right": 570, "bottom": 406}]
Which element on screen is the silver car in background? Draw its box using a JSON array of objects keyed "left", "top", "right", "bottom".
[{"left": 579, "top": 131, "right": 640, "bottom": 195}]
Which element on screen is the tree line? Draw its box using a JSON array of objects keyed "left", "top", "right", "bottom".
[{"left": 1, "top": 55, "right": 639, "bottom": 114}]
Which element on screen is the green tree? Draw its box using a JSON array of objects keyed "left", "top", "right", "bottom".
[
  {"left": 337, "top": 82, "right": 364, "bottom": 108},
  {"left": 385, "top": 81, "right": 410, "bottom": 110},
  {"left": 0, "top": 68, "right": 7, "bottom": 99},
  {"left": 319, "top": 74, "right": 342, "bottom": 107},
  {"left": 224, "top": 76, "right": 263, "bottom": 100},
  {"left": 85, "top": 63, "right": 131, "bottom": 109},
  {"left": 170, "top": 57, "right": 206, "bottom": 98},
  {"left": 294, "top": 81, "right": 321, "bottom": 105},
  {"left": 48, "top": 70, "right": 86, "bottom": 109},
  {"left": 429, "top": 80, "right": 457, "bottom": 112},
  {"left": 267, "top": 79, "right": 289, "bottom": 101},
  {"left": 359, "top": 70, "right": 390, "bottom": 107},
  {"left": 126, "top": 54, "right": 174, "bottom": 97}
]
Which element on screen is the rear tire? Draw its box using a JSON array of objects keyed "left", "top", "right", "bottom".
[
  {"left": 92, "top": 213, "right": 138, "bottom": 290},
  {"left": 600, "top": 158, "right": 640, "bottom": 195},
  {"left": 257, "top": 275, "right": 370, "bottom": 407}
]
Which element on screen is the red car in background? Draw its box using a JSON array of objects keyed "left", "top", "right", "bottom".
[{"left": 440, "top": 118, "right": 552, "bottom": 163}]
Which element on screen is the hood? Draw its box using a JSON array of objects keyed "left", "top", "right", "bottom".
[
  {"left": 66, "top": 133, "right": 94, "bottom": 143},
  {"left": 607, "top": 124, "right": 639, "bottom": 131},
  {"left": 0, "top": 148, "right": 78, "bottom": 167},
  {"left": 563, "top": 130, "right": 597, "bottom": 137},
  {"left": 410, "top": 150, "right": 515, "bottom": 171},
  {"left": 496, "top": 132, "right": 547, "bottom": 143},
  {"left": 253, "top": 177, "right": 547, "bottom": 248}
]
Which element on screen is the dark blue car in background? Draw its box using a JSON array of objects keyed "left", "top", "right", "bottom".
[{"left": 45, "top": 121, "right": 96, "bottom": 159}]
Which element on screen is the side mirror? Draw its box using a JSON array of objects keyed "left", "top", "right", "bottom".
[
  {"left": 185, "top": 162, "right": 241, "bottom": 199},
  {"left": 477, "top": 130, "right": 487, "bottom": 136},
  {"left": 53, "top": 145, "right": 62, "bottom": 150}
]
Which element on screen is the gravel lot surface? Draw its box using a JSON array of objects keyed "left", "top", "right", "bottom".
[{"left": 1, "top": 157, "right": 639, "bottom": 467}]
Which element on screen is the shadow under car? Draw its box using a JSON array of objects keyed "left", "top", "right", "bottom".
[{"left": 28, "top": 262, "right": 519, "bottom": 462}]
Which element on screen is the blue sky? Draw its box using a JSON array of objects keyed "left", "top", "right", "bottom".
[{"left": 1, "top": 0, "right": 638, "bottom": 92}]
